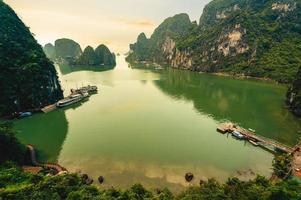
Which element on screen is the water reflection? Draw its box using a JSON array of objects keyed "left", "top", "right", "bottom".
[
  {"left": 152, "top": 68, "right": 301, "bottom": 145},
  {"left": 57, "top": 64, "right": 115, "bottom": 75},
  {"left": 14, "top": 109, "right": 69, "bottom": 162}
]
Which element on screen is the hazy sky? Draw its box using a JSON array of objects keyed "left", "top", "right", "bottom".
[{"left": 5, "top": 0, "right": 210, "bottom": 53}]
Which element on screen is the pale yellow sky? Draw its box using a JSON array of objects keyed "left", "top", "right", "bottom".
[{"left": 5, "top": 0, "right": 210, "bottom": 53}]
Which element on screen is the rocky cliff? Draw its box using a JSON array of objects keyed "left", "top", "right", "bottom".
[
  {"left": 0, "top": 1, "right": 63, "bottom": 116},
  {"left": 44, "top": 41, "right": 116, "bottom": 66},
  {"left": 53, "top": 38, "right": 82, "bottom": 63},
  {"left": 126, "top": 13, "right": 193, "bottom": 63},
  {"left": 94, "top": 44, "right": 116, "bottom": 66},
  {"left": 287, "top": 67, "right": 301, "bottom": 116},
  {"left": 75, "top": 45, "right": 116, "bottom": 66},
  {"left": 128, "top": 0, "right": 301, "bottom": 83},
  {"left": 76, "top": 46, "right": 98, "bottom": 66}
]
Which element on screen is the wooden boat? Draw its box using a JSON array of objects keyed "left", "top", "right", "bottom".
[{"left": 249, "top": 140, "right": 259, "bottom": 146}]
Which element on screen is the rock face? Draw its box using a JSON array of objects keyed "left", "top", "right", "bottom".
[
  {"left": 43, "top": 43, "right": 56, "bottom": 59},
  {"left": 75, "top": 44, "right": 116, "bottom": 66},
  {"left": 44, "top": 41, "right": 116, "bottom": 66},
  {"left": 127, "top": 0, "right": 301, "bottom": 83},
  {"left": 94, "top": 44, "right": 116, "bottom": 66},
  {"left": 287, "top": 68, "right": 301, "bottom": 117},
  {"left": 0, "top": 1, "right": 63, "bottom": 116},
  {"left": 76, "top": 46, "right": 98, "bottom": 66},
  {"left": 126, "top": 13, "right": 193, "bottom": 63},
  {"left": 54, "top": 38, "right": 82, "bottom": 62}
]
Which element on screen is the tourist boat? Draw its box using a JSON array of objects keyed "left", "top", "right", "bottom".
[
  {"left": 232, "top": 130, "right": 245, "bottom": 140},
  {"left": 56, "top": 93, "right": 88, "bottom": 108},
  {"left": 72, "top": 85, "right": 98, "bottom": 95},
  {"left": 248, "top": 128, "right": 256, "bottom": 132},
  {"left": 249, "top": 140, "right": 259, "bottom": 146}
]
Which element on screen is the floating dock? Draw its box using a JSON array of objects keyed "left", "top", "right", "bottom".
[
  {"left": 41, "top": 104, "right": 57, "bottom": 113},
  {"left": 217, "top": 122, "right": 294, "bottom": 153},
  {"left": 217, "top": 122, "right": 301, "bottom": 179}
]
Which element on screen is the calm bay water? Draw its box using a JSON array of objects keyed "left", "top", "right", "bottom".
[{"left": 14, "top": 56, "right": 301, "bottom": 191}]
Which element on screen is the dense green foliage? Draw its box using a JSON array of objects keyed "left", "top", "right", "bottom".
[
  {"left": 272, "top": 153, "right": 292, "bottom": 178},
  {"left": 128, "top": 0, "right": 301, "bottom": 83},
  {"left": 0, "top": 1, "right": 63, "bottom": 116},
  {"left": 127, "top": 13, "right": 193, "bottom": 63},
  {"left": 287, "top": 67, "right": 301, "bottom": 116},
  {"left": 1, "top": 165, "right": 301, "bottom": 200},
  {"left": 0, "top": 123, "right": 25, "bottom": 165},
  {"left": 177, "top": 0, "right": 301, "bottom": 83}
]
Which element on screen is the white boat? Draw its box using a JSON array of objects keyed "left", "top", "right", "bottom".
[
  {"left": 232, "top": 130, "right": 245, "bottom": 140},
  {"left": 56, "top": 94, "right": 85, "bottom": 108}
]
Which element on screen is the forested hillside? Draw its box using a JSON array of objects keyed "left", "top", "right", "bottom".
[
  {"left": 126, "top": 13, "right": 194, "bottom": 63},
  {"left": 127, "top": 0, "right": 301, "bottom": 83},
  {"left": 0, "top": 1, "right": 63, "bottom": 116},
  {"left": 287, "top": 67, "right": 301, "bottom": 116}
]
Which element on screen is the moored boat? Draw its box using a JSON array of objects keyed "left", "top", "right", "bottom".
[
  {"left": 232, "top": 130, "right": 245, "bottom": 140},
  {"left": 56, "top": 94, "right": 86, "bottom": 108},
  {"left": 72, "top": 85, "right": 98, "bottom": 95},
  {"left": 19, "top": 112, "right": 32, "bottom": 118},
  {"left": 249, "top": 140, "right": 259, "bottom": 146}
]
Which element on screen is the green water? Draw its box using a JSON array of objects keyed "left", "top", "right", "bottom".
[{"left": 14, "top": 56, "right": 301, "bottom": 191}]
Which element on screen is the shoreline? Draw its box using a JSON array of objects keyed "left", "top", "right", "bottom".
[{"left": 128, "top": 61, "right": 287, "bottom": 86}]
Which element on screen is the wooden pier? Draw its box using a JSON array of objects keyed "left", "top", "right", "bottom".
[
  {"left": 217, "top": 123, "right": 294, "bottom": 153},
  {"left": 41, "top": 104, "right": 57, "bottom": 113},
  {"left": 217, "top": 122, "right": 301, "bottom": 179}
]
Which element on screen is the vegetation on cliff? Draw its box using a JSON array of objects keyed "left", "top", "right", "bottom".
[
  {"left": 127, "top": 0, "right": 301, "bottom": 83},
  {"left": 44, "top": 41, "right": 116, "bottom": 66},
  {"left": 126, "top": 13, "right": 193, "bottom": 63},
  {"left": 54, "top": 38, "right": 82, "bottom": 62},
  {"left": 0, "top": 1, "right": 63, "bottom": 116},
  {"left": 287, "top": 67, "right": 301, "bottom": 116},
  {"left": 0, "top": 123, "right": 25, "bottom": 165},
  {"left": 94, "top": 44, "right": 116, "bottom": 66},
  {"left": 76, "top": 46, "right": 98, "bottom": 66}
]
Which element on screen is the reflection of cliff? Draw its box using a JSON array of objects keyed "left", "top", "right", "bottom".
[
  {"left": 154, "top": 69, "right": 301, "bottom": 145},
  {"left": 57, "top": 64, "right": 115, "bottom": 75},
  {"left": 15, "top": 110, "right": 69, "bottom": 162}
]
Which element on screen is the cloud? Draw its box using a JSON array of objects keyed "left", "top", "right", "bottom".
[{"left": 114, "top": 18, "right": 155, "bottom": 28}]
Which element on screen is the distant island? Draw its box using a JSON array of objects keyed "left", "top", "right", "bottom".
[{"left": 44, "top": 39, "right": 116, "bottom": 67}]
